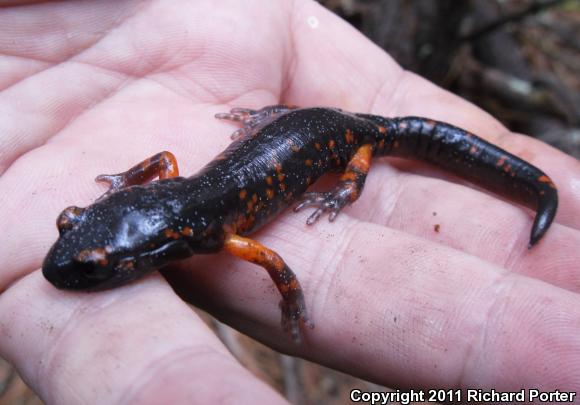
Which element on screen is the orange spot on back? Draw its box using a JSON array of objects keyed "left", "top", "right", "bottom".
[
  {"left": 345, "top": 129, "right": 355, "bottom": 144},
  {"left": 538, "top": 175, "right": 556, "bottom": 189},
  {"left": 181, "top": 226, "right": 194, "bottom": 237},
  {"left": 164, "top": 229, "right": 181, "bottom": 239}
]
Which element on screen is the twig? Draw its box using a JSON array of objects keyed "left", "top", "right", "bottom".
[
  {"left": 461, "top": 0, "right": 567, "bottom": 42},
  {"left": 466, "top": 62, "right": 578, "bottom": 123},
  {"left": 537, "top": 18, "right": 580, "bottom": 52},
  {"left": 281, "top": 354, "right": 303, "bottom": 405},
  {"left": 0, "top": 362, "right": 16, "bottom": 399}
]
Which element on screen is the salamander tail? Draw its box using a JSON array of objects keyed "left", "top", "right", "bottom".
[{"left": 529, "top": 186, "right": 558, "bottom": 248}]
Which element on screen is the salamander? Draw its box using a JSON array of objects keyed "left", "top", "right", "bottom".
[{"left": 42, "top": 105, "right": 558, "bottom": 342}]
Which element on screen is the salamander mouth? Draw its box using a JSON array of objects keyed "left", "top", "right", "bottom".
[
  {"left": 83, "top": 240, "right": 194, "bottom": 291},
  {"left": 82, "top": 264, "right": 146, "bottom": 291},
  {"left": 43, "top": 238, "right": 194, "bottom": 291}
]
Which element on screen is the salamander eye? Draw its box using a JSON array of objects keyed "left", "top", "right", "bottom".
[
  {"left": 57, "top": 206, "right": 85, "bottom": 235},
  {"left": 75, "top": 247, "right": 111, "bottom": 280}
]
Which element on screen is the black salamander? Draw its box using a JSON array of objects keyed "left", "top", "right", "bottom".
[{"left": 43, "top": 106, "right": 558, "bottom": 342}]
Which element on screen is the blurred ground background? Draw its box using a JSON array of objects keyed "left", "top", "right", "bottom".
[
  {"left": 332, "top": 0, "right": 580, "bottom": 157},
  {"left": 2, "top": 0, "right": 578, "bottom": 404}
]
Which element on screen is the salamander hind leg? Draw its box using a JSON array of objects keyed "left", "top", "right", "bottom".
[
  {"left": 295, "top": 144, "right": 373, "bottom": 225},
  {"left": 95, "top": 151, "right": 179, "bottom": 201},
  {"left": 215, "top": 105, "right": 297, "bottom": 140},
  {"left": 223, "top": 233, "right": 313, "bottom": 343}
]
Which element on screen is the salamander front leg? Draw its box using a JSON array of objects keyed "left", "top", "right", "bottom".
[
  {"left": 295, "top": 144, "right": 373, "bottom": 224},
  {"left": 223, "top": 233, "right": 313, "bottom": 343},
  {"left": 95, "top": 151, "right": 179, "bottom": 201},
  {"left": 215, "top": 105, "right": 297, "bottom": 140}
]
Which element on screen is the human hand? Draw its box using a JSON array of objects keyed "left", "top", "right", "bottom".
[{"left": 1, "top": 1, "right": 579, "bottom": 403}]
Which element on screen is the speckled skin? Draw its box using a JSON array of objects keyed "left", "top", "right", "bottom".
[{"left": 42, "top": 106, "right": 558, "bottom": 341}]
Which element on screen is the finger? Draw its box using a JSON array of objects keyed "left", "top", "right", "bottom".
[
  {"left": 0, "top": 272, "right": 287, "bottom": 404},
  {"left": 286, "top": 1, "right": 580, "bottom": 230},
  {"left": 0, "top": 0, "right": 290, "bottom": 175},
  {"left": 0, "top": 1, "right": 139, "bottom": 174},
  {"left": 164, "top": 214, "right": 580, "bottom": 391}
]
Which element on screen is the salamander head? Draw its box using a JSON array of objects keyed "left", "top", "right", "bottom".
[{"left": 42, "top": 188, "right": 200, "bottom": 291}]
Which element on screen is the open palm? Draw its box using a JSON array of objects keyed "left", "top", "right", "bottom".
[{"left": 1, "top": 1, "right": 580, "bottom": 403}]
